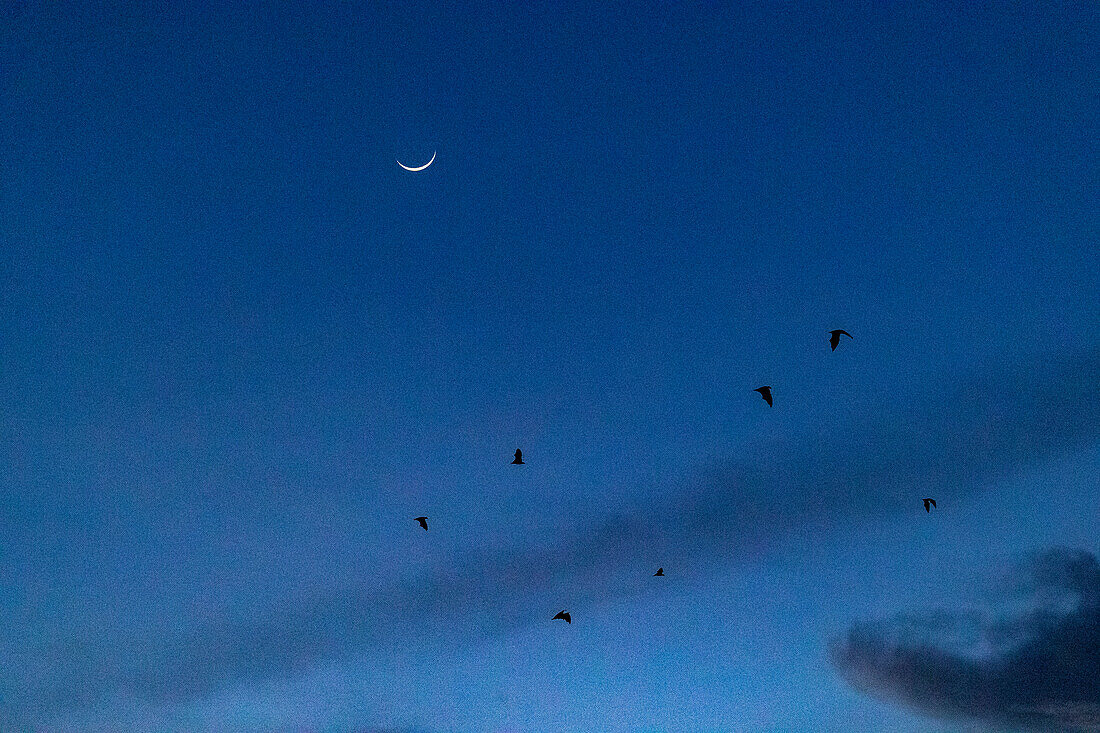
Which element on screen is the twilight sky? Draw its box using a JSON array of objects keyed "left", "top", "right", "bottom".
[{"left": 1, "top": 2, "right": 1098, "bottom": 731}]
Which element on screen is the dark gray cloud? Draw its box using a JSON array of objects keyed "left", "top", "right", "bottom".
[
  {"left": 9, "top": 347, "right": 1100, "bottom": 724},
  {"left": 831, "top": 548, "right": 1100, "bottom": 732}
]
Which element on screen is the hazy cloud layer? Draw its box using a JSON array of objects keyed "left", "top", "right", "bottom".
[
  {"left": 10, "top": 347, "right": 1100, "bottom": 724},
  {"left": 832, "top": 548, "right": 1100, "bottom": 732}
]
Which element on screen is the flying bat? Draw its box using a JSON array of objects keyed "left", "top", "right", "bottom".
[{"left": 829, "top": 329, "right": 853, "bottom": 351}]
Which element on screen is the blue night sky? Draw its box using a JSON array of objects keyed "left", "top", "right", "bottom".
[{"left": 2, "top": 2, "right": 1098, "bottom": 731}]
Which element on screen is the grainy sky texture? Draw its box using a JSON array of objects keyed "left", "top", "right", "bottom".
[{"left": 1, "top": 2, "right": 1098, "bottom": 731}]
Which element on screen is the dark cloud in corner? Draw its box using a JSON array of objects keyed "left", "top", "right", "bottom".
[{"left": 831, "top": 548, "right": 1100, "bottom": 732}]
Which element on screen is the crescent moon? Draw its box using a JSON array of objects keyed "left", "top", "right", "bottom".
[{"left": 396, "top": 151, "right": 436, "bottom": 172}]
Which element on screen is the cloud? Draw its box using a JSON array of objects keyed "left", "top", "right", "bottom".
[
  {"left": 10, "top": 347, "right": 1100, "bottom": 724},
  {"left": 124, "top": 349, "right": 1100, "bottom": 698},
  {"left": 831, "top": 548, "right": 1100, "bottom": 732}
]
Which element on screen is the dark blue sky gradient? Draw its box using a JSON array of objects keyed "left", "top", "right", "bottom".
[{"left": 1, "top": 2, "right": 1098, "bottom": 730}]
